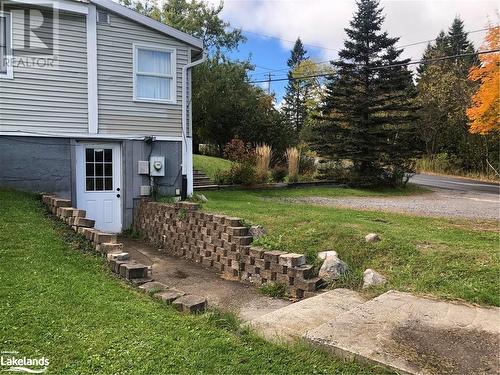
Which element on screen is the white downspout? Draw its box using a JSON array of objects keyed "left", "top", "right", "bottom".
[{"left": 181, "top": 52, "right": 206, "bottom": 197}]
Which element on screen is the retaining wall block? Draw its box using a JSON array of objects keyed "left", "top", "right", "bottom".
[{"left": 132, "top": 199, "right": 322, "bottom": 299}]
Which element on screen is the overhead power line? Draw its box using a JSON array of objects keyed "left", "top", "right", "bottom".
[
  {"left": 247, "top": 27, "right": 493, "bottom": 77},
  {"left": 248, "top": 49, "right": 500, "bottom": 84}
]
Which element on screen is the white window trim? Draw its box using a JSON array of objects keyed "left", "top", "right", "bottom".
[
  {"left": 133, "top": 43, "right": 176, "bottom": 104},
  {"left": 0, "top": 11, "right": 13, "bottom": 80}
]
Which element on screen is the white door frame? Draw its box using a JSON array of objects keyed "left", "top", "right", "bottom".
[{"left": 75, "top": 142, "right": 123, "bottom": 233}]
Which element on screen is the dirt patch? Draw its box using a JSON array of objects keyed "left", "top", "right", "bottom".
[
  {"left": 389, "top": 320, "right": 499, "bottom": 374},
  {"left": 173, "top": 269, "right": 189, "bottom": 279}
]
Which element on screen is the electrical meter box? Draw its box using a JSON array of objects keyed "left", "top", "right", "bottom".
[
  {"left": 137, "top": 160, "right": 149, "bottom": 175},
  {"left": 149, "top": 156, "right": 165, "bottom": 177}
]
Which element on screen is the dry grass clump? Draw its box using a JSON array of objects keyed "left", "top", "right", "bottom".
[
  {"left": 286, "top": 147, "right": 300, "bottom": 182},
  {"left": 256, "top": 144, "right": 272, "bottom": 182}
]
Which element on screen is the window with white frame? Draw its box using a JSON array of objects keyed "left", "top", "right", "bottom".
[
  {"left": 134, "top": 45, "right": 175, "bottom": 103},
  {"left": 0, "top": 12, "right": 12, "bottom": 78}
]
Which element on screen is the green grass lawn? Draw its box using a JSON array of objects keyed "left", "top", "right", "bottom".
[
  {"left": 193, "top": 154, "right": 232, "bottom": 179},
  {"left": 0, "top": 188, "right": 387, "bottom": 374},
  {"left": 200, "top": 187, "right": 500, "bottom": 306}
]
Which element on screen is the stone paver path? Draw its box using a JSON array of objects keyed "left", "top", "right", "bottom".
[{"left": 121, "top": 237, "right": 290, "bottom": 321}]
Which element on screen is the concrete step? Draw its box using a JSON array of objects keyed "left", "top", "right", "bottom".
[
  {"left": 154, "top": 288, "right": 186, "bottom": 303},
  {"left": 119, "top": 262, "right": 149, "bottom": 280},
  {"left": 193, "top": 169, "right": 215, "bottom": 187},
  {"left": 194, "top": 185, "right": 220, "bottom": 190},
  {"left": 194, "top": 182, "right": 212, "bottom": 187},
  {"left": 172, "top": 294, "right": 207, "bottom": 313},
  {"left": 304, "top": 290, "right": 500, "bottom": 375},
  {"left": 248, "top": 289, "right": 365, "bottom": 342}
]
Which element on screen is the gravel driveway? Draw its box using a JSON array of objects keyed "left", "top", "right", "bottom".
[{"left": 283, "top": 189, "right": 500, "bottom": 220}]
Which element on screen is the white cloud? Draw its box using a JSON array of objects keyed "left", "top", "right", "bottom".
[{"left": 208, "top": 0, "right": 498, "bottom": 62}]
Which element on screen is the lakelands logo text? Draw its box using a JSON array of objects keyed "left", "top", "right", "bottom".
[{"left": 1, "top": 351, "right": 49, "bottom": 373}]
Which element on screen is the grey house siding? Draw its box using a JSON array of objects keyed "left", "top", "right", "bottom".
[
  {"left": 0, "top": 136, "right": 72, "bottom": 198},
  {"left": 0, "top": 10, "right": 88, "bottom": 134},
  {"left": 122, "top": 140, "right": 182, "bottom": 228},
  {"left": 96, "top": 12, "right": 188, "bottom": 137}
]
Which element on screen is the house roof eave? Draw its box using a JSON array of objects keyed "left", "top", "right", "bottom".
[{"left": 90, "top": 0, "right": 203, "bottom": 50}]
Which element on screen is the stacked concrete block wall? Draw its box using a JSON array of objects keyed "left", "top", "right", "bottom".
[
  {"left": 41, "top": 194, "right": 147, "bottom": 280},
  {"left": 133, "top": 199, "right": 322, "bottom": 298},
  {"left": 41, "top": 194, "right": 208, "bottom": 313}
]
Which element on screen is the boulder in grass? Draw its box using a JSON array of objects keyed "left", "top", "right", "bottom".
[
  {"left": 195, "top": 194, "right": 209, "bottom": 203},
  {"left": 318, "top": 251, "right": 348, "bottom": 281},
  {"left": 365, "top": 233, "right": 381, "bottom": 243},
  {"left": 362, "top": 269, "right": 386, "bottom": 288}
]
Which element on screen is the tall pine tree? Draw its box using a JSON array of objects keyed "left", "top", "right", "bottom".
[
  {"left": 447, "top": 17, "right": 478, "bottom": 70},
  {"left": 415, "top": 17, "right": 481, "bottom": 167},
  {"left": 282, "top": 38, "right": 310, "bottom": 138},
  {"left": 310, "top": 0, "right": 418, "bottom": 186}
]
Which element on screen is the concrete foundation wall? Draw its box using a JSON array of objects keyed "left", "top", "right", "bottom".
[
  {"left": 0, "top": 136, "right": 72, "bottom": 198},
  {"left": 0, "top": 136, "right": 183, "bottom": 231}
]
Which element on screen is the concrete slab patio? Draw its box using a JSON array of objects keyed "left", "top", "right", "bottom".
[
  {"left": 249, "top": 289, "right": 366, "bottom": 342},
  {"left": 305, "top": 290, "right": 500, "bottom": 375},
  {"left": 119, "top": 237, "right": 499, "bottom": 375},
  {"left": 121, "top": 237, "right": 290, "bottom": 321}
]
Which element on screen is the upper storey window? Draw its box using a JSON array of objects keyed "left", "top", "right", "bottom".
[{"left": 133, "top": 44, "right": 176, "bottom": 103}]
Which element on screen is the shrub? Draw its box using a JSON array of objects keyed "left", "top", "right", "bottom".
[
  {"left": 213, "top": 169, "right": 227, "bottom": 185},
  {"left": 299, "top": 154, "right": 316, "bottom": 175},
  {"left": 317, "top": 161, "right": 349, "bottom": 182},
  {"left": 222, "top": 162, "right": 257, "bottom": 185},
  {"left": 271, "top": 165, "right": 288, "bottom": 183},
  {"left": 223, "top": 138, "right": 255, "bottom": 163},
  {"left": 286, "top": 147, "right": 300, "bottom": 183},
  {"left": 255, "top": 144, "right": 272, "bottom": 183}
]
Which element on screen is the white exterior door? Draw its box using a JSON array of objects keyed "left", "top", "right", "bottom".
[{"left": 76, "top": 143, "right": 122, "bottom": 233}]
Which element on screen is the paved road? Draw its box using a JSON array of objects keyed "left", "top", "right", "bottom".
[{"left": 410, "top": 173, "right": 500, "bottom": 195}]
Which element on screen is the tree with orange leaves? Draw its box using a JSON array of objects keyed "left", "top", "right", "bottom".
[{"left": 467, "top": 25, "right": 500, "bottom": 134}]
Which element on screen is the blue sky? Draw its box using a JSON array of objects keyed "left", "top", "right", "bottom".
[
  {"left": 212, "top": 0, "right": 498, "bottom": 104},
  {"left": 227, "top": 34, "right": 327, "bottom": 104}
]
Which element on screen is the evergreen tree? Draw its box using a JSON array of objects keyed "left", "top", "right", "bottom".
[
  {"left": 415, "top": 17, "right": 480, "bottom": 165},
  {"left": 447, "top": 17, "right": 478, "bottom": 69},
  {"left": 282, "top": 38, "right": 310, "bottom": 137},
  {"left": 310, "top": 0, "right": 419, "bottom": 186},
  {"left": 416, "top": 31, "right": 448, "bottom": 79}
]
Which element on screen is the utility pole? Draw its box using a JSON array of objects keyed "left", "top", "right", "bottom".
[{"left": 266, "top": 72, "right": 273, "bottom": 94}]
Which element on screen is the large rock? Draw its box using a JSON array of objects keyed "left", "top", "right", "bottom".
[
  {"left": 195, "top": 193, "right": 208, "bottom": 203},
  {"left": 362, "top": 269, "right": 386, "bottom": 288},
  {"left": 318, "top": 251, "right": 348, "bottom": 281},
  {"left": 249, "top": 225, "right": 267, "bottom": 239},
  {"left": 365, "top": 233, "right": 381, "bottom": 243}
]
